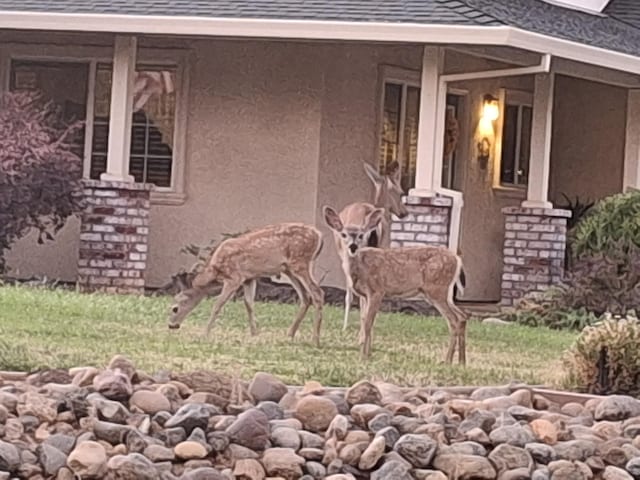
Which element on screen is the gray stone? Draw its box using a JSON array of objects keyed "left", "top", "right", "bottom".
[
  {"left": 107, "top": 453, "right": 158, "bottom": 480},
  {"left": 37, "top": 443, "right": 67, "bottom": 476},
  {"left": 603, "top": 466, "right": 633, "bottom": 480},
  {"left": 532, "top": 468, "right": 550, "bottom": 480},
  {"left": 393, "top": 434, "right": 437, "bottom": 468},
  {"left": 271, "top": 427, "right": 301, "bottom": 450},
  {"left": 345, "top": 381, "right": 382, "bottom": 406},
  {"left": 375, "top": 426, "right": 400, "bottom": 450},
  {"left": 626, "top": 457, "right": 640, "bottom": 478},
  {"left": 164, "top": 403, "right": 212, "bottom": 434},
  {"left": 299, "top": 431, "right": 325, "bottom": 449},
  {"left": 93, "top": 420, "right": 132, "bottom": 445},
  {"left": 181, "top": 467, "right": 226, "bottom": 480},
  {"left": 144, "top": 445, "right": 175, "bottom": 462},
  {"left": 206, "top": 431, "right": 230, "bottom": 453},
  {"left": 525, "top": 443, "right": 557, "bottom": 465},
  {"left": 257, "top": 401, "right": 284, "bottom": 420},
  {"left": 490, "top": 425, "right": 535, "bottom": 448},
  {"left": 441, "top": 441, "right": 487, "bottom": 456},
  {"left": 44, "top": 434, "right": 76, "bottom": 455},
  {"left": 0, "top": 440, "right": 20, "bottom": 472},
  {"left": 305, "top": 461, "right": 326, "bottom": 479},
  {"left": 226, "top": 409, "right": 270, "bottom": 450},
  {"left": 93, "top": 369, "right": 132, "bottom": 401},
  {"left": 368, "top": 412, "right": 392, "bottom": 432},
  {"left": 595, "top": 396, "right": 640, "bottom": 421},
  {"left": 554, "top": 440, "right": 597, "bottom": 461},
  {"left": 88, "top": 395, "right": 130, "bottom": 424},
  {"left": 370, "top": 460, "right": 412, "bottom": 480},
  {"left": 489, "top": 444, "right": 534, "bottom": 474}
]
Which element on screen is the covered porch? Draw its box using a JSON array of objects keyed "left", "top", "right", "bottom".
[{"left": 2, "top": 20, "right": 640, "bottom": 304}]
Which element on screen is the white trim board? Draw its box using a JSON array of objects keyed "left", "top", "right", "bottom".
[{"left": 2, "top": 12, "right": 640, "bottom": 76}]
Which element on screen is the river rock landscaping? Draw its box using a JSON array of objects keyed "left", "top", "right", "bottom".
[{"left": 1, "top": 355, "right": 640, "bottom": 480}]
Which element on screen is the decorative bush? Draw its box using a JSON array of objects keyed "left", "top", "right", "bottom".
[
  {"left": 571, "top": 188, "right": 640, "bottom": 259},
  {"left": 564, "top": 313, "right": 640, "bottom": 396},
  {"left": 0, "top": 91, "right": 84, "bottom": 273}
]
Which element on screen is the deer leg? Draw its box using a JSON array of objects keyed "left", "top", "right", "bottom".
[
  {"left": 285, "top": 273, "right": 310, "bottom": 340},
  {"left": 242, "top": 279, "right": 258, "bottom": 336},
  {"left": 361, "top": 293, "right": 383, "bottom": 359},
  {"left": 343, "top": 288, "right": 352, "bottom": 331},
  {"left": 358, "top": 295, "right": 368, "bottom": 345},
  {"left": 205, "top": 281, "right": 240, "bottom": 336},
  {"left": 293, "top": 267, "right": 324, "bottom": 348},
  {"left": 429, "top": 296, "right": 465, "bottom": 365}
]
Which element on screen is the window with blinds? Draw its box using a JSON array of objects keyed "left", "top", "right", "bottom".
[{"left": 90, "top": 64, "right": 177, "bottom": 188}]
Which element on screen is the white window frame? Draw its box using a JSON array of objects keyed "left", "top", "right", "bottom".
[
  {"left": 376, "top": 65, "right": 422, "bottom": 186},
  {"left": 0, "top": 43, "right": 190, "bottom": 205},
  {"left": 494, "top": 88, "right": 534, "bottom": 194}
]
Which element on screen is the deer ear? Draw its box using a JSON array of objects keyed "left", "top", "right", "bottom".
[
  {"left": 364, "top": 208, "right": 385, "bottom": 232},
  {"left": 363, "top": 162, "right": 382, "bottom": 185},
  {"left": 323, "top": 206, "right": 343, "bottom": 232},
  {"left": 386, "top": 161, "right": 401, "bottom": 185}
]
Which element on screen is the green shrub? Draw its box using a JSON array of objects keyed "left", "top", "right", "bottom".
[
  {"left": 571, "top": 189, "right": 640, "bottom": 258},
  {"left": 505, "top": 288, "right": 598, "bottom": 330},
  {"left": 564, "top": 314, "right": 640, "bottom": 395}
]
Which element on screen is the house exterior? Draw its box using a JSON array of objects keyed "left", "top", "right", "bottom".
[{"left": 2, "top": 0, "right": 640, "bottom": 305}]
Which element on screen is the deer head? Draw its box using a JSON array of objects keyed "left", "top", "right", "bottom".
[
  {"left": 323, "top": 205, "right": 385, "bottom": 256},
  {"left": 167, "top": 288, "right": 208, "bottom": 330},
  {"left": 363, "top": 161, "right": 409, "bottom": 219}
]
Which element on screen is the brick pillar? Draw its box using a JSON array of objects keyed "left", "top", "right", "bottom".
[
  {"left": 77, "top": 179, "right": 153, "bottom": 294},
  {"left": 501, "top": 206, "right": 571, "bottom": 307},
  {"left": 390, "top": 196, "right": 452, "bottom": 248}
]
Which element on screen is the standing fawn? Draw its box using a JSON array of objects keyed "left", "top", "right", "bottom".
[
  {"left": 332, "top": 161, "right": 409, "bottom": 330},
  {"left": 168, "top": 223, "right": 325, "bottom": 346},
  {"left": 323, "top": 205, "right": 469, "bottom": 364}
]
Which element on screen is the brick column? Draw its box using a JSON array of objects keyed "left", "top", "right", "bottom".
[
  {"left": 390, "top": 196, "right": 452, "bottom": 248},
  {"left": 501, "top": 206, "right": 571, "bottom": 307},
  {"left": 77, "top": 180, "right": 153, "bottom": 294}
]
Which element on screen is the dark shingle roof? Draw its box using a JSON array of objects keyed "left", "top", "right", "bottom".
[
  {"left": 0, "top": 0, "right": 639, "bottom": 57},
  {"left": 605, "top": 0, "right": 640, "bottom": 29}
]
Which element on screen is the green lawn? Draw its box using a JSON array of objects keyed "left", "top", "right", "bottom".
[{"left": 0, "top": 285, "right": 577, "bottom": 387}]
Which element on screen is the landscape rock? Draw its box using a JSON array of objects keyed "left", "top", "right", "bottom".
[
  {"left": 433, "top": 453, "right": 497, "bottom": 479},
  {"left": 295, "top": 395, "right": 338, "bottom": 432},
  {"left": 262, "top": 448, "right": 305, "bottom": 479},
  {"left": 93, "top": 369, "right": 132, "bottom": 401},
  {"left": 130, "top": 390, "right": 171, "bottom": 415},
  {"left": 164, "top": 403, "right": 211, "bottom": 433},
  {"left": 595, "top": 396, "right": 640, "bottom": 421},
  {"left": 107, "top": 453, "right": 158, "bottom": 479},
  {"left": 0, "top": 440, "right": 20, "bottom": 472},
  {"left": 248, "top": 372, "right": 288, "bottom": 403},
  {"left": 393, "top": 434, "right": 438, "bottom": 468},
  {"left": 66, "top": 441, "right": 107, "bottom": 478},
  {"left": 226, "top": 409, "right": 270, "bottom": 450},
  {"left": 174, "top": 441, "right": 207, "bottom": 460},
  {"left": 37, "top": 443, "right": 67, "bottom": 476},
  {"left": 345, "top": 381, "right": 382, "bottom": 406}
]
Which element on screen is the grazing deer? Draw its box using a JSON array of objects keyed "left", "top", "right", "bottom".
[
  {"left": 167, "top": 223, "right": 325, "bottom": 346},
  {"left": 323, "top": 205, "right": 469, "bottom": 364},
  {"left": 333, "top": 161, "right": 409, "bottom": 330}
]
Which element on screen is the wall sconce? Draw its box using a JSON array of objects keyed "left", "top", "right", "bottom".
[
  {"left": 482, "top": 94, "right": 500, "bottom": 122},
  {"left": 477, "top": 94, "right": 499, "bottom": 170}
]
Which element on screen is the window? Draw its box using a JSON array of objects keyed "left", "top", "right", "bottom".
[
  {"left": 379, "top": 71, "right": 421, "bottom": 192},
  {"left": 499, "top": 91, "right": 533, "bottom": 187},
  {"left": 442, "top": 94, "right": 462, "bottom": 190},
  {"left": 378, "top": 67, "right": 463, "bottom": 192},
  {"left": 91, "top": 64, "right": 177, "bottom": 188},
  {"left": 7, "top": 56, "right": 183, "bottom": 197}
]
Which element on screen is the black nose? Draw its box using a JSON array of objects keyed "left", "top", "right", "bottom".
[
  {"left": 168, "top": 324, "right": 180, "bottom": 330},
  {"left": 349, "top": 244, "right": 358, "bottom": 254}
]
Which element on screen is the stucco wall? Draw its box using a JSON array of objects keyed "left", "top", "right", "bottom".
[
  {"left": 4, "top": 36, "right": 422, "bottom": 289},
  {"left": 549, "top": 75, "right": 626, "bottom": 204},
  {"left": 314, "top": 44, "right": 423, "bottom": 288}
]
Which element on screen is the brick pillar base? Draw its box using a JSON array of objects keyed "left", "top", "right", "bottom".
[
  {"left": 390, "top": 195, "right": 452, "bottom": 248},
  {"left": 501, "top": 206, "right": 571, "bottom": 307},
  {"left": 77, "top": 179, "right": 153, "bottom": 294}
]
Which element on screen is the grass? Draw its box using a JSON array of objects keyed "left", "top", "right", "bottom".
[{"left": 0, "top": 285, "right": 577, "bottom": 387}]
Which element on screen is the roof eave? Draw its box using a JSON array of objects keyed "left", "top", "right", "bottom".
[{"left": 1, "top": 10, "right": 640, "bottom": 76}]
